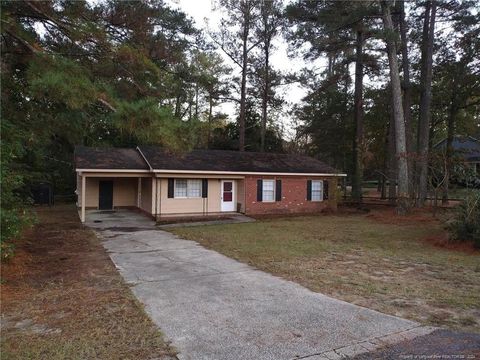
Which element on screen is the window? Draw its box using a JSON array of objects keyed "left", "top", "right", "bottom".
[
  {"left": 311, "top": 180, "right": 323, "bottom": 201},
  {"left": 187, "top": 179, "right": 201, "bottom": 197},
  {"left": 262, "top": 179, "right": 275, "bottom": 202},
  {"left": 174, "top": 179, "right": 202, "bottom": 198}
]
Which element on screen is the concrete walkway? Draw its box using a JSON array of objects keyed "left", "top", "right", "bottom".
[
  {"left": 158, "top": 214, "right": 256, "bottom": 229},
  {"left": 88, "top": 210, "right": 434, "bottom": 360}
]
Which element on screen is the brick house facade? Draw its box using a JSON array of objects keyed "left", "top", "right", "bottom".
[
  {"left": 76, "top": 146, "right": 345, "bottom": 222},
  {"left": 244, "top": 176, "right": 337, "bottom": 215}
]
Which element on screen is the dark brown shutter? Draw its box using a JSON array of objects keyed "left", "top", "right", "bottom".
[
  {"left": 257, "top": 179, "right": 263, "bottom": 202},
  {"left": 275, "top": 180, "right": 282, "bottom": 201},
  {"left": 323, "top": 180, "right": 329, "bottom": 200},
  {"left": 306, "top": 180, "right": 312, "bottom": 201},
  {"left": 202, "top": 179, "right": 208, "bottom": 198},
  {"left": 167, "top": 178, "right": 174, "bottom": 198}
]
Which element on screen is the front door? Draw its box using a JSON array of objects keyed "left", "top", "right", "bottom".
[
  {"left": 220, "top": 180, "right": 235, "bottom": 212},
  {"left": 99, "top": 180, "right": 113, "bottom": 210}
]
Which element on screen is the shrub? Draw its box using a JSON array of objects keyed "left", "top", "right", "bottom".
[
  {"left": 449, "top": 191, "right": 480, "bottom": 248},
  {"left": 1, "top": 208, "right": 34, "bottom": 262}
]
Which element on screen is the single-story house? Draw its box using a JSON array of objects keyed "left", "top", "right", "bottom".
[
  {"left": 75, "top": 146, "right": 346, "bottom": 222},
  {"left": 434, "top": 135, "right": 480, "bottom": 174}
]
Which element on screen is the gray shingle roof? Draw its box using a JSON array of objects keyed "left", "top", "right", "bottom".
[
  {"left": 75, "top": 146, "right": 342, "bottom": 174},
  {"left": 138, "top": 146, "right": 339, "bottom": 174},
  {"left": 434, "top": 136, "right": 480, "bottom": 162},
  {"left": 74, "top": 146, "right": 149, "bottom": 170}
]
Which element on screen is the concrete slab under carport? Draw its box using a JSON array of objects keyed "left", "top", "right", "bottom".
[
  {"left": 89, "top": 210, "right": 435, "bottom": 360},
  {"left": 83, "top": 209, "right": 155, "bottom": 231}
]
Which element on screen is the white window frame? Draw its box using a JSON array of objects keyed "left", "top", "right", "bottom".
[
  {"left": 311, "top": 180, "right": 324, "bottom": 202},
  {"left": 262, "top": 179, "right": 275, "bottom": 202},
  {"left": 174, "top": 179, "right": 202, "bottom": 198}
]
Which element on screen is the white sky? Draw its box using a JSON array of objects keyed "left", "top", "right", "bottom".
[{"left": 168, "top": 0, "right": 310, "bottom": 139}]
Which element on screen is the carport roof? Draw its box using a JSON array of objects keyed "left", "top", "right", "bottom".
[
  {"left": 75, "top": 145, "right": 344, "bottom": 175},
  {"left": 75, "top": 146, "right": 149, "bottom": 170}
]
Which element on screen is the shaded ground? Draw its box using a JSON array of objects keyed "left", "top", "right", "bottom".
[
  {"left": 173, "top": 207, "right": 480, "bottom": 333},
  {"left": 1, "top": 205, "right": 176, "bottom": 360},
  {"left": 353, "top": 329, "right": 480, "bottom": 359}
]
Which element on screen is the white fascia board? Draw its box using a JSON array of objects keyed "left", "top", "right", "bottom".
[
  {"left": 76, "top": 169, "right": 151, "bottom": 173},
  {"left": 152, "top": 169, "right": 347, "bottom": 177},
  {"left": 136, "top": 146, "right": 153, "bottom": 170},
  {"left": 76, "top": 168, "right": 347, "bottom": 177}
]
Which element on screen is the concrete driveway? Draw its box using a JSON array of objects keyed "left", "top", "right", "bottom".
[{"left": 88, "top": 210, "right": 434, "bottom": 360}]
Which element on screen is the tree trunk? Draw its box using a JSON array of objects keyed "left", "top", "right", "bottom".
[
  {"left": 174, "top": 94, "right": 182, "bottom": 118},
  {"left": 398, "top": 0, "right": 414, "bottom": 195},
  {"left": 387, "top": 102, "right": 397, "bottom": 204},
  {"left": 260, "top": 38, "right": 270, "bottom": 152},
  {"left": 417, "top": 0, "right": 437, "bottom": 206},
  {"left": 381, "top": 121, "right": 389, "bottom": 200},
  {"left": 442, "top": 86, "right": 457, "bottom": 204},
  {"left": 207, "top": 95, "right": 213, "bottom": 148},
  {"left": 381, "top": 0, "right": 409, "bottom": 214},
  {"left": 239, "top": 10, "right": 250, "bottom": 152},
  {"left": 194, "top": 82, "right": 199, "bottom": 120},
  {"left": 352, "top": 29, "right": 364, "bottom": 204}
]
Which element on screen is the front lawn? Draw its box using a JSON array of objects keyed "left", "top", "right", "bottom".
[
  {"left": 173, "top": 208, "right": 480, "bottom": 333},
  {"left": 1, "top": 205, "right": 176, "bottom": 360}
]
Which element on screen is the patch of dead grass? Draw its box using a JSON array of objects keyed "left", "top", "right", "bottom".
[
  {"left": 173, "top": 208, "right": 480, "bottom": 333},
  {"left": 1, "top": 205, "right": 176, "bottom": 360}
]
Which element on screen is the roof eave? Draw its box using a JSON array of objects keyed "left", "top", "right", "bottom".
[{"left": 151, "top": 169, "right": 347, "bottom": 176}]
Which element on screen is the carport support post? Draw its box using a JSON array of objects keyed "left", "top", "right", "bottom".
[
  {"left": 81, "top": 175, "right": 86, "bottom": 223},
  {"left": 151, "top": 177, "right": 157, "bottom": 216},
  {"left": 137, "top": 178, "right": 142, "bottom": 208}
]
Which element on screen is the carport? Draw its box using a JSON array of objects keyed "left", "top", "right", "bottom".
[
  {"left": 75, "top": 146, "right": 154, "bottom": 223},
  {"left": 76, "top": 172, "right": 155, "bottom": 223}
]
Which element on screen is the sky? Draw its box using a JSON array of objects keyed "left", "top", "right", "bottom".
[{"left": 167, "top": 0, "right": 311, "bottom": 139}]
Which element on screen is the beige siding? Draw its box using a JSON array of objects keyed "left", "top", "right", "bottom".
[
  {"left": 113, "top": 178, "right": 137, "bottom": 207},
  {"left": 140, "top": 177, "right": 152, "bottom": 214},
  {"left": 236, "top": 179, "right": 245, "bottom": 213},
  {"left": 208, "top": 180, "right": 222, "bottom": 213},
  {"left": 158, "top": 178, "right": 224, "bottom": 215},
  {"left": 85, "top": 177, "right": 100, "bottom": 207},
  {"left": 81, "top": 177, "right": 137, "bottom": 208}
]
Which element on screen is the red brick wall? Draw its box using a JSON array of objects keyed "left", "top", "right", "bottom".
[{"left": 243, "top": 175, "right": 337, "bottom": 215}]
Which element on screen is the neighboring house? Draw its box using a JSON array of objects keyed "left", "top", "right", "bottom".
[
  {"left": 74, "top": 146, "right": 346, "bottom": 223},
  {"left": 434, "top": 136, "right": 480, "bottom": 175}
]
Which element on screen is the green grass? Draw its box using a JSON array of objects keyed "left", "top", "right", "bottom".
[{"left": 173, "top": 212, "right": 480, "bottom": 333}]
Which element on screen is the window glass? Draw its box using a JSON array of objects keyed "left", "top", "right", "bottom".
[
  {"left": 311, "top": 180, "right": 323, "bottom": 201},
  {"left": 187, "top": 179, "right": 202, "bottom": 197},
  {"left": 174, "top": 179, "right": 187, "bottom": 197},
  {"left": 174, "top": 179, "right": 202, "bottom": 198},
  {"left": 262, "top": 180, "right": 275, "bottom": 202}
]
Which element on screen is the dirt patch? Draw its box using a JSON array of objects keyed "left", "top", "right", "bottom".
[
  {"left": 365, "top": 207, "right": 439, "bottom": 225},
  {"left": 1, "top": 204, "right": 176, "bottom": 360},
  {"left": 424, "top": 233, "right": 479, "bottom": 254}
]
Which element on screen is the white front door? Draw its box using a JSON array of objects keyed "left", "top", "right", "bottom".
[{"left": 221, "top": 180, "right": 235, "bottom": 212}]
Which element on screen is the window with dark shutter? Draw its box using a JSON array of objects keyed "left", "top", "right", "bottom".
[
  {"left": 167, "top": 178, "right": 174, "bottom": 198},
  {"left": 306, "top": 180, "right": 312, "bottom": 201},
  {"left": 323, "top": 180, "right": 329, "bottom": 200},
  {"left": 202, "top": 179, "right": 208, "bottom": 198},
  {"left": 257, "top": 179, "right": 263, "bottom": 202},
  {"left": 275, "top": 180, "right": 282, "bottom": 201}
]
